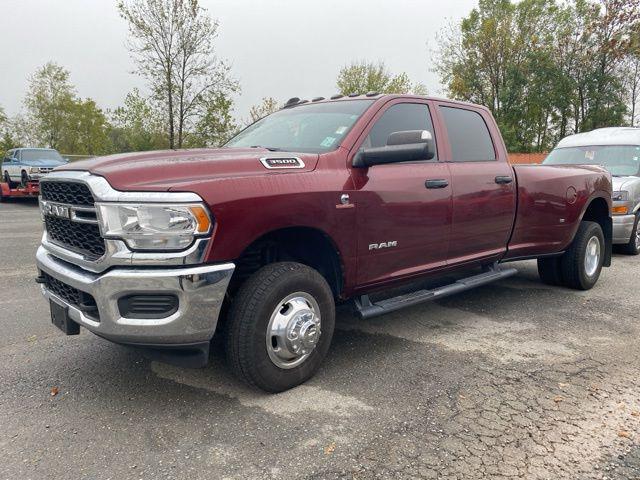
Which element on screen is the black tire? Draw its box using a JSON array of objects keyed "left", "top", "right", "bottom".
[
  {"left": 560, "top": 221, "right": 604, "bottom": 290},
  {"left": 537, "top": 257, "right": 563, "bottom": 286},
  {"left": 620, "top": 214, "right": 640, "bottom": 256},
  {"left": 225, "top": 262, "right": 335, "bottom": 392},
  {"left": 3, "top": 171, "right": 13, "bottom": 188}
]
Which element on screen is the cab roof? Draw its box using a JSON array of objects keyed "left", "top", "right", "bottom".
[{"left": 282, "top": 93, "right": 490, "bottom": 112}]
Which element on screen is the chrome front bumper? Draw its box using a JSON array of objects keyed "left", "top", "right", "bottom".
[
  {"left": 36, "top": 246, "right": 235, "bottom": 345},
  {"left": 613, "top": 214, "right": 636, "bottom": 244}
]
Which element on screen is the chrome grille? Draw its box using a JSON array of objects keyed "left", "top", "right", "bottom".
[
  {"left": 44, "top": 215, "right": 105, "bottom": 258},
  {"left": 41, "top": 181, "right": 95, "bottom": 206},
  {"left": 41, "top": 180, "right": 105, "bottom": 259}
]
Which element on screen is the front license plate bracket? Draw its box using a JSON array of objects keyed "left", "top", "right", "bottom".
[{"left": 50, "top": 300, "right": 80, "bottom": 335}]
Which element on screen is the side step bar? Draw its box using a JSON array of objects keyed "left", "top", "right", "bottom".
[{"left": 354, "top": 266, "right": 518, "bottom": 319}]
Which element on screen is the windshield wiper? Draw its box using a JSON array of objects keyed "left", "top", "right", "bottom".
[{"left": 250, "top": 145, "right": 282, "bottom": 152}]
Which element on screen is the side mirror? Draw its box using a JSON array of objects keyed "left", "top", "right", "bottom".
[
  {"left": 387, "top": 130, "right": 433, "bottom": 146},
  {"left": 353, "top": 130, "right": 435, "bottom": 168}
]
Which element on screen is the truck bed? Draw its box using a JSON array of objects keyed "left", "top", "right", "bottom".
[{"left": 506, "top": 164, "right": 612, "bottom": 260}]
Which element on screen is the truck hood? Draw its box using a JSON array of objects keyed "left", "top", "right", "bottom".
[
  {"left": 612, "top": 176, "right": 639, "bottom": 192},
  {"left": 54, "top": 148, "right": 319, "bottom": 191}
]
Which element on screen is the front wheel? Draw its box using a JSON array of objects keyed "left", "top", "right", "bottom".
[
  {"left": 225, "top": 262, "right": 335, "bottom": 392},
  {"left": 620, "top": 214, "right": 640, "bottom": 256},
  {"left": 3, "top": 171, "right": 13, "bottom": 188},
  {"left": 560, "top": 221, "right": 605, "bottom": 290}
]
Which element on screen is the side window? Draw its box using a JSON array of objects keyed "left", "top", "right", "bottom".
[
  {"left": 440, "top": 107, "right": 496, "bottom": 162},
  {"left": 364, "top": 103, "right": 437, "bottom": 160}
]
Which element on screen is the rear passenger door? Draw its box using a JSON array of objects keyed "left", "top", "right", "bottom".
[{"left": 435, "top": 104, "right": 516, "bottom": 265}]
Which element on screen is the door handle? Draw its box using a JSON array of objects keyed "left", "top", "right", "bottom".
[
  {"left": 425, "top": 179, "right": 449, "bottom": 189},
  {"left": 495, "top": 176, "right": 513, "bottom": 184}
]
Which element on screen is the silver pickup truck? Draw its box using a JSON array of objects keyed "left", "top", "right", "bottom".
[
  {"left": 2, "top": 148, "right": 67, "bottom": 186},
  {"left": 544, "top": 127, "right": 640, "bottom": 255}
]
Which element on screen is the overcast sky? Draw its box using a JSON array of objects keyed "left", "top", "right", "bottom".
[{"left": 0, "top": 0, "right": 477, "bottom": 120}]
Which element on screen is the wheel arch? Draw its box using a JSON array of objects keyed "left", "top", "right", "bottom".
[
  {"left": 229, "top": 226, "right": 345, "bottom": 298},
  {"left": 580, "top": 194, "right": 612, "bottom": 267}
]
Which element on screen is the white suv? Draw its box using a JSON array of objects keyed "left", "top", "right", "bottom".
[{"left": 2, "top": 148, "right": 67, "bottom": 186}]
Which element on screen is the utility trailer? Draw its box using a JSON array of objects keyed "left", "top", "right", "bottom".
[{"left": 0, "top": 181, "right": 40, "bottom": 201}]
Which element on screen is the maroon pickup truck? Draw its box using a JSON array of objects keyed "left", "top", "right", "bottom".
[{"left": 36, "top": 94, "right": 612, "bottom": 391}]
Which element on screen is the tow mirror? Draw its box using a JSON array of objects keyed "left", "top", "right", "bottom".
[{"left": 353, "top": 130, "right": 435, "bottom": 168}]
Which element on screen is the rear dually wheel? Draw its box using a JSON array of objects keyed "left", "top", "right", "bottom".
[{"left": 559, "top": 221, "right": 604, "bottom": 290}]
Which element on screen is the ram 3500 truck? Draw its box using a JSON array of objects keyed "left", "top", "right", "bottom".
[{"left": 36, "top": 94, "right": 612, "bottom": 392}]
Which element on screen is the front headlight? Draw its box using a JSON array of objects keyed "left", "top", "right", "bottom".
[
  {"left": 97, "top": 203, "right": 212, "bottom": 251},
  {"left": 612, "top": 191, "right": 629, "bottom": 202},
  {"left": 30, "top": 167, "right": 40, "bottom": 173}
]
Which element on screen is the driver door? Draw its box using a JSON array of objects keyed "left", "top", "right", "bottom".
[{"left": 349, "top": 100, "right": 452, "bottom": 287}]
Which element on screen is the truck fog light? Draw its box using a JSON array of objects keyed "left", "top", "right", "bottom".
[{"left": 117, "top": 294, "right": 179, "bottom": 319}]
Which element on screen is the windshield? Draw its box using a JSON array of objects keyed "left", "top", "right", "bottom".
[
  {"left": 20, "top": 149, "right": 64, "bottom": 162},
  {"left": 543, "top": 145, "right": 640, "bottom": 176},
  {"left": 226, "top": 100, "right": 374, "bottom": 153}
]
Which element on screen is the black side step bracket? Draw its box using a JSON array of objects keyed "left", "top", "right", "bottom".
[{"left": 354, "top": 265, "right": 518, "bottom": 319}]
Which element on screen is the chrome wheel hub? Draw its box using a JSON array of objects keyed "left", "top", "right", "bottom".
[
  {"left": 635, "top": 226, "right": 640, "bottom": 250},
  {"left": 266, "top": 293, "right": 321, "bottom": 369},
  {"left": 584, "top": 236, "right": 601, "bottom": 277}
]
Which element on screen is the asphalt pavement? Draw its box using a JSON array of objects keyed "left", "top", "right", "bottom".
[{"left": 1, "top": 198, "right": 639, "bottom": 479}]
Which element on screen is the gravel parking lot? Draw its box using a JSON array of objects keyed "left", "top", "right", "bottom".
[{"left": 1, "top": 199, "right": 639, "bottom": 480}]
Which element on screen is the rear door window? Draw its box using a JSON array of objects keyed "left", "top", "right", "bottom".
[{"left": 440, "top": 107, "right": 496, "bottom": 162}]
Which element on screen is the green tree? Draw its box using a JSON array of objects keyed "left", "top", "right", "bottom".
[
  {"left": 24, "top": 62, "right": 76, "bottom": 150},
  {"left": 248, "top": 97, "right": 280, "bottom": 123},
  {"left": 0, "top": 106, "right": 21, "bottom": 153},
  {"left": 59, "top": 99, "right": 112, "bottom": 156},
  {"left": 435, "top": 0, "right": 639, "bottom": 152},
  {"left": 109, "top": 88, "right": 168, "bottom": 152},
  {"left": 580, "top": 0, "right": 640, "bottom": 130},
  {"left": 624, "top": 50, "right": 640, "bottom": 126},
  {"left": 23, "top": 62, "right": 113, "bottom": 155},
  {"left": 188, "top": 92, "right": 238, "bottom": 147},
  {"left": 336, "top": 61, "right": 427, "bottom": 96},
  {"left": 118, "top": 0, "right": 239, "bottom": 149}
]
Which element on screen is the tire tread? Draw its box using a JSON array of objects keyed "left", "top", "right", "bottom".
[
  {"left": 560, "top": 221, "right": 603, "bottom": 290},
  {"left": 620, "top": 214, "right": 639, "bottom": 256}
]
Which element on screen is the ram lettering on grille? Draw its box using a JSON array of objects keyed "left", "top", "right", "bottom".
[{"left": 41, "top": 181, "right": 105, "bottom": 259}]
